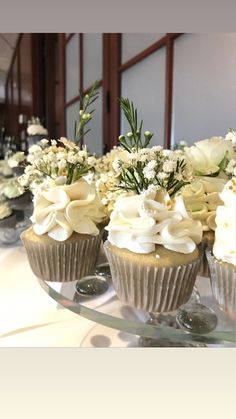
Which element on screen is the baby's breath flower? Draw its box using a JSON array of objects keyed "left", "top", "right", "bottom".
[
  {"left": 28, "top": 144, "right": 42, "bottom": 154},
  {"left": 162, "top": 160, "right": 176, "bottom": 173},
  {"left": 19, "top": 137, "right": 96, "bottom": 189}
]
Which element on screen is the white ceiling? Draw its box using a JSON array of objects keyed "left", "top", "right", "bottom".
[{"left": 0, "top": 33, "right": 19, "bottom": 103}]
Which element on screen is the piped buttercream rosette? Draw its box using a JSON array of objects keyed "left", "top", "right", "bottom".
[
  {"left": 181, "top": 176, "right": 227, "bottom": 231},
  {"left": 106, "top": 189, "right": 202, "bottom": 254},
  {"left": 31, "top": 179, "right": 105, "bottom": 241}
]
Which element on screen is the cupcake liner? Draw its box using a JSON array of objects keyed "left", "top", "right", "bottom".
[
  {"left": 0, "top": 212, "right": 16, "bottom": 228},
  {"left": 198, "top": 232, "right": 215, "bottom": 277},
  {"left": 7, "top": 191, "right": 32, "bottom": 210},
  {"left": 27, "top": 135, "right": 46, "bottom": 148},
  {"left": 206, "top": 249, "right": 236, "bottom": 320},
  {"left": 21, "top": 227, "right": 103, "bottom": 282},
  {"left": 104, "top": 241, "right": 201, "bottom": 313}
]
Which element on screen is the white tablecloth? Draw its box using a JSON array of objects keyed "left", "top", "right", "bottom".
[{"left": 0, "top": 242, "right": 122, "bottom": 347}]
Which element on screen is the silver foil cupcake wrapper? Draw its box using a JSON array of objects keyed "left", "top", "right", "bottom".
[
  {"left": 198, "top": 237, "right": 214, "bottom": 277},
  {"left": 104, "top": 242, "right": 201, "bottom": 313},
  {"left": 21, "top": 228, "right": 103, "bottom": 282},
  {"left": 206, "top": 249, "right": 236, "bottom": 320}
]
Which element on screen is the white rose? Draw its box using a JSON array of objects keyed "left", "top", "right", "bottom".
[{"left": 184, "top": 137, "right": 236, "bottom": 175}]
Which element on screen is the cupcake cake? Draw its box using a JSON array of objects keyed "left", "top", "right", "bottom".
[
  {"left": 27, "top": 117, "right": 48, "bottom": 147},
  {"left": 3, "top": 180, "right": 32, "bottom": 210},
  {"left": 206, "top": 177, "right": 236, "bottom": 320},
  {"left": 104, "top": 189, "right": 203, "bottom": 313},
  {"left": 7, "top": 151, "right": 26, "bottom": 177},
  {"left": 181, "top": 176, "right": 227, "bottom": 276},
  {"left": 21, "top": 178, "right": 106, "bottom": 282}
]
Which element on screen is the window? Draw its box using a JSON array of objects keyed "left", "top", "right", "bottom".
[{"left": 61, "top": 33, "right": 236, "bottom": 154}]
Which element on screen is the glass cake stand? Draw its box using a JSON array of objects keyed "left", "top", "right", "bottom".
[{"left": 38, "top": 266, "right": 236, "bottom": 348}]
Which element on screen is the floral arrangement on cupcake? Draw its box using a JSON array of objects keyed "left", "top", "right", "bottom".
[
  {"left": 104, "top": 99, "right": 203, "bottom": 313},
  {"left": 20, "top": 83, "right": 106, "bottom": 243},
  {"left": 19, "top": 137, "right": 105, "bottom": 241},
  {"left": 181, "top": 132, "right": 236, "bottom": 233},
  {"left": 21, "top": 83, "right": 107, "bottom": 283},
  {"left": 105, "top": 98, "right": 203, "bottom": 256}
]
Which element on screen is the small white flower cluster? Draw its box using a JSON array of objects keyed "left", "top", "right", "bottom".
[
  {"left": 18, "top": 137, "right": 96, "bottom": 189},
  {"left": 109, "top": 146, "right": 192, "bottom": 197},
  {"left": 225, "top": 158, "right": 236, "bottom": 177},
  {"left": 225, "top": 129, "right": 236, "bottom": 149},
  {"left": 7, "top": 152, "right": 26, "bottom": 168},
  {"left": 94, "top": 147, "right": 130, "bottom": 214}
]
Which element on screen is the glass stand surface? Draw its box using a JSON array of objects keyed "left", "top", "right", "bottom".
[{"left": 38, "top": 268, "right": 236, "bottom": 347}]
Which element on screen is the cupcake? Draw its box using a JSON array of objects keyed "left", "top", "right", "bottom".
[
  {"left": 27, "top": 117, "right": 48, "bottom": 147},
  {"left": 206, "top": 178, "right": 236, "bottom": 320},
  {"left": 104, "top": 189, "right": 202, "bottom": 313},
  {"left": 7, "top": 152, "right": 26, "bottom": 177},
  {"left": 0, "top": 202, "right": 16, "bottom": 228},
  {"left": 21, "top": 178, "right": 106, "bottom": 282},
  {"left": 3, "top": 180, "right": 32, "bottom": 210},
  {"left": 181, "top": 176, "right": 227, "bottom": 277}
]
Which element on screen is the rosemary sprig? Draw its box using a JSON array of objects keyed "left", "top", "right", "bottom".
[
  {"left": 118, "top": 97, "right": 153, "bottom": 151},
  {"left": 74, "top": 81, "right": 100, "bottom": 145}
]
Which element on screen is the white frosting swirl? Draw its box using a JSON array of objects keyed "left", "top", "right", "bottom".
[
  {"left": 181, "top": 176, "right": 227, "bottom": 231},
  {"left": 0, "top": 203, "right": 12, "bottom": 220},
  {"left": 27, "top": 124, "right": 48, "bottom": 136},
  {"left": 31, "top": 179, "right": 105, "bottom": 241},
  {"left": 213, "top": 178, "right": 236, "bottom": 266},
  {"left": 106, "top": 189, "right": 202, "bottom": 254}
]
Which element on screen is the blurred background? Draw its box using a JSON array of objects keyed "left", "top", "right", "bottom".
[{"left": 0, "top": 33, "right": 236, "bottom": 158}]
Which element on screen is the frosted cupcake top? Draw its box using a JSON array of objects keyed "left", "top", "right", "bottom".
[
  {"left": 106, "top": 188, "right": 202, "bottom": 254},
  {"left": 213, "top": 177, "right": 236, "bottom": 266},
  {"left": 27, "top": 124, "right": 48, "bottom": 136},
  {"left": 0, "top": 203, "right": 13, "bottom": 220},
  {"left": 181, "top": 176, "right": 227, "bottom": 231},
  {"left": 31, "top": 178, "right": 106, "bottom": 241}
]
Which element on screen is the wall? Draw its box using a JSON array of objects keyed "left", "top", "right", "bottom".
[{"left": 171, "top": 33, "right": 236, "bottom": 146}]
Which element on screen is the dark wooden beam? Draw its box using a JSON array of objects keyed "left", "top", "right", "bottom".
[
  {"left": 164, "top": 36, "right": 174, "bottom": 149},
  {"left": 109, "top": 33, "right": 121, "bottom": 149},
  {"left": 118, "top": 35, "right": 168, "bottom": 73},
  {"left": 58, "top": 33, "right": 66, "bottom": 135}
]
